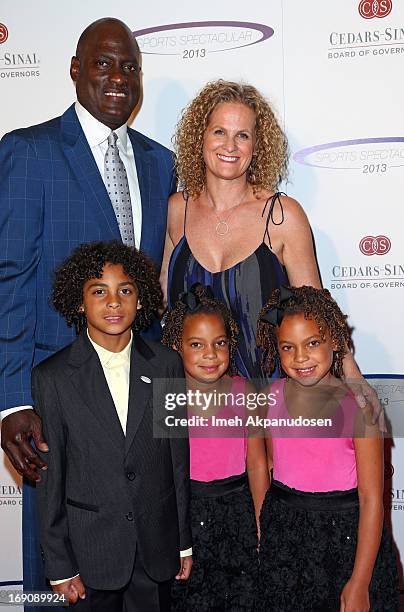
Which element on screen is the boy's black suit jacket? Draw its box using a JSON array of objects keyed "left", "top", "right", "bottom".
[{"left": 32, "top": 330, "right": 191, "bottom": 590}]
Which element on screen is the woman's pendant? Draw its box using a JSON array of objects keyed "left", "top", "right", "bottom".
[{"left": 215, "top": 220, "right": 229, "bottom": 236}]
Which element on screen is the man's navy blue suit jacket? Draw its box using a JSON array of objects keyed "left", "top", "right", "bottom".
[{"left": 0, "top": 103, "right": 175, "bottom": 411}]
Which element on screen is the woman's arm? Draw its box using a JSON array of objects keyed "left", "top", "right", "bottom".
[
  {"left": 279, "top": 195, "right": 382, "bottom": 426},
  {"left": 340, "top": 420, "right": 383, "bottom": 611},
  {"left": 277, "top": 196, "right": 321, "bottom": 288},
  {"left": 159, "top": 232, "right": 175, "bottom": 307},
  {"left": 341, "top": 354, "right": 384, "bottom": 428},
  {"left": 159, "top": 192, "right": 186, "bottom": 305}
]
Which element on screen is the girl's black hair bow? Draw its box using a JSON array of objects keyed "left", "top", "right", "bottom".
[
  {"left": 179, "top": 283, "right": 214, "bottom": 312},
  {"left": 260, "top": 285, "right": 295, "bottom": 326}
]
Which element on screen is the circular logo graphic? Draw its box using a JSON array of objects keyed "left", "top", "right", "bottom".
[
  {"left": 359, "top": 235, "right": 391, "bottom": 256},
  {"left": 358, "top": 0, "right": 392, "bottom": 19},
  {"left": 0, "top": 23, "right": 9, "bottom": 44},
  {"left": 384, "top": 463, "right": 394, "bottom": 480}
]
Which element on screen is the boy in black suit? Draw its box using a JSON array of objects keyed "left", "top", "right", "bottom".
[{"left": 33, "top": 241, "right": 192, "bottom": 611}]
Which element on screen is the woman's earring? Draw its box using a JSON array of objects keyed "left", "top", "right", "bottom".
[{"left": 137, "top": 301, "right": 142, "bottom": 310}]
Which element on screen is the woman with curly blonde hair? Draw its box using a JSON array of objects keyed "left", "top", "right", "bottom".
[
  {"left": 160, "top": 79, "right": 373, "bottom": 391},
  {"left": 173, "top": 80, "right": 288, "bottom": 199}
]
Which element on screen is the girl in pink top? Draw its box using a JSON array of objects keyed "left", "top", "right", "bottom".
[
  {"left": 163, "top": 283, "right": 269, "bottom": 611},
  {"left": 256, "top": 286, "right": 399, "bottom": 612}
]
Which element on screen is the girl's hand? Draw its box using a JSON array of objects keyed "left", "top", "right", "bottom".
[{"left": 340, "top": 578, "right": 370, "bottom": 612}]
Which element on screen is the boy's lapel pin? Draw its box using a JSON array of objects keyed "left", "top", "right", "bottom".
[{"left": 140, "top": 375, "right": 152, "bottom": 384}]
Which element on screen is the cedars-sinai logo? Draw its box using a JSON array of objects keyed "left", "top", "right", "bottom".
[
  {"left": 133, "top": 21, "right": 274, "bottom": 59},
  {"left": 358, "top": 0, "right": 392, "bottom": 19},
  {"left": 359, "top": 235, "right": 391, "bottom": 256},
  {"left": 0, "top": 23, "right": 9, "bottom": 44}
]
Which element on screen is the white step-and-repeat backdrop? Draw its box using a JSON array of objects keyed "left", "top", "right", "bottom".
[{"left": 1, "top": 0, "right": 403, "bottom": 601}]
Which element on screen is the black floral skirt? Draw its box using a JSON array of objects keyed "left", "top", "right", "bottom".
[
  {"left": 171, "top": 473, "right": 259, "bottom": 611},
  {"left": 258, "top": 480, "right": 400, "bottom": 612}
]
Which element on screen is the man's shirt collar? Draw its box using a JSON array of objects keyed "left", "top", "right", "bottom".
[{"left": 75, "top": 100, "right": 128, "bottom": 151}]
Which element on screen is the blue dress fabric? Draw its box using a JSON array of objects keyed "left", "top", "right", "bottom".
[{"left": 167, "top": 192, "right": 288, "bottom": 384}]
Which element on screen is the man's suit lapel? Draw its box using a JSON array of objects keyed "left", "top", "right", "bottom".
[
  {"left": 67, "top": 331, "right": 125, "bottom": 450},
  {"left": 125, "top": 334, "right": 155, "bottom": 457},
  {"left": 128, "top": 130, "right": 160, "bottom": 260},
  {"left": 60, "top": 104, "right": 121, "bottom": 240}
]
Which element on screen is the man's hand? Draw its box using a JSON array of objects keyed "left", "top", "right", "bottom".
[
  {"left": 1, "top": 410, "right": 49, "bottom": 481},
  {"left": 52, "top": 576, "right": 86, "bottom": 605},
  {"left": 175, "top": 555, "right": 192, "bottom": 580}
]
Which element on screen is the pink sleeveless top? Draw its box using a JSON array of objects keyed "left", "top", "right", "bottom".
[
  {"left": 189, "top": 377, "right": 247, "bottom": 482},
  {"left": 269, "top": 379, "right": 358, "bottom": 492}
]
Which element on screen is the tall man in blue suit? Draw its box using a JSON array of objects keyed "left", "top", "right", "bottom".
[{"left": 0, "top": 17, "right": 176, "bottom": 607}]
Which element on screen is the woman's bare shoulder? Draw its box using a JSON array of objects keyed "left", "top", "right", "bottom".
[
  {"left": 283, "top": 193, "right": 309, "bottom": 215},
  {"left": 167, "top": 191, "right": 187, "bottom": 233},
  {"left": 168, "top": 190, "right": 186, "bottom": 210},
  {"left": 253, "top": 190, "right": 304, "bottom": 212},
  {"left": 268, "top": 193, "right": 310, "bottom": 230}
]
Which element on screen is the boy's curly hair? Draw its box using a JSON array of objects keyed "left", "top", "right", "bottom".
[
  {"left": 162, "top": 284, "right": 239, "bottom": 375},
  {"left": 173, "top": 79, "right": 288, "bottom": 198},
  {"left": 52, "top": 240, "right": 162, "bottom": 333},
  {"left": 257, "top": 286, "right": 352, "bottom": 377}
]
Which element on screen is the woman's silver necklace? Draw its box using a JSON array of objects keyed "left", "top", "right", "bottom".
[
  {"left": 209, "top": 190, "right": 248, "bottom": 236},
  {"left": 215, "top": 216, "right": 231, "bottom": 236}
]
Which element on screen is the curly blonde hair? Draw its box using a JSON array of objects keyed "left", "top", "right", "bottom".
[{"left": 173, "top": 79, "right": 288, "bottom": 198}]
